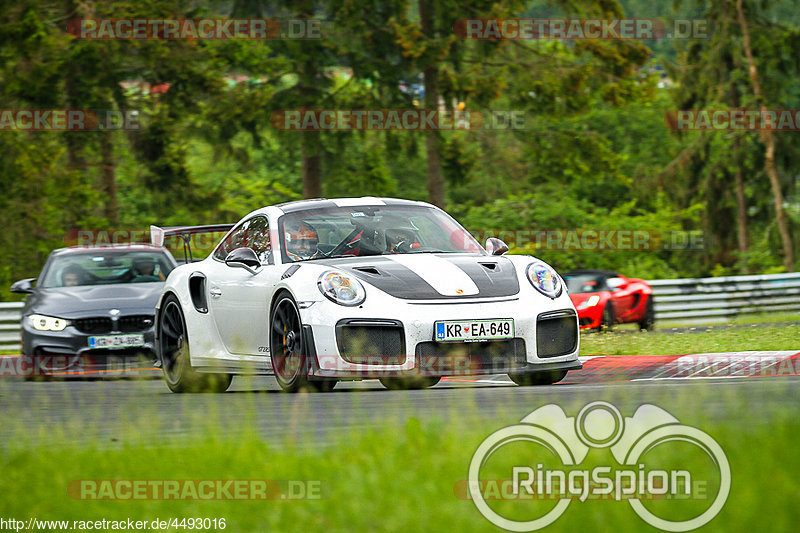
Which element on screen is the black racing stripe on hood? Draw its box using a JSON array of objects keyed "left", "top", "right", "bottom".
[
  {"left": 443, "top": 255, "right": 520, "bottom": 296},
  {"left": 313, "top": 254, "right": 520, "bottom": 300}
]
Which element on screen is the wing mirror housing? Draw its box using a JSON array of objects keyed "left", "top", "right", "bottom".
[
  {"left": 10, "top": 278, "right": 36, "bottom": 294},
  {"left": 225, "top": 248, "right": 261, "bottom": 275},
  {"left": 606, "top": 277, "right": 628, "bottom": 290},
  {"left": 485, "top": 238, "right": 509, "bottom": 256}
]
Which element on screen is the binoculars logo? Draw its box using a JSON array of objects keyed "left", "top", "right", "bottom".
[{"left": 468, "top": 401, "right": 730, "bottom": 531}]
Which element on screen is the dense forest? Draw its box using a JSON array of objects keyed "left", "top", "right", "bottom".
[{"left": 2, "top": 0, "right": 799, "bottom": 300}]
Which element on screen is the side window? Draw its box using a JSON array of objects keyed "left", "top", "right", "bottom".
[
  {"left": 248, "top": 217, "right": 272, "bottom": 264},
  {"left": 213, "top": 219, "right": 252, "bottom": 261},
  {"left": 212, "top": 216, "right": 271, "bottom": 264}
]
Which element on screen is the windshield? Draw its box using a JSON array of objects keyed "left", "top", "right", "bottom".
[
  {"left": 39, "top": 250, "right": 175, "bottom": 288},
  {"left": 279, "top": 205, "right": 483, "bottom": 263},
  {"left": 564, "top": 274, "right": 608, "bottom": 294}
]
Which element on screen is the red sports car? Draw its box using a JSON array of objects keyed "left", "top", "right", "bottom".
[{"left": 564, "top": 270, "right": 655, "bottom": 331}]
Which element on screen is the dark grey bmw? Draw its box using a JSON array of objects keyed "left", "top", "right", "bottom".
[{"left": 10, "top": 244, "right": 176, "bottom": 375}]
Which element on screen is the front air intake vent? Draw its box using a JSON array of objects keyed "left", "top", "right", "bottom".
[
  {"left": 335, "top": 319, "right": 404, "bottom": 364},
  {"left": 353, "top": 266, "right": 381, "bottom": 276},
  {"left": 536, "top": 310, "right": 578, "bottom": 358}
]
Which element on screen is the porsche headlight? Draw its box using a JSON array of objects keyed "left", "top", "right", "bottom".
[
  {"left": 318, "top": 271, "right": 366, "bottom": 306},
  {"left": 526, "top": 262, "right": 563, "bottom": 299},
  {"left": 28, "top": 314, "right": 70, "bottom": 331},
  {"left": 577, "top": 295, "right": 600, "bottom": 310}
]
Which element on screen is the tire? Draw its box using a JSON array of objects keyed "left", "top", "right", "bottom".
[
  {"left": 379, "top": 376, "right": 441, "bottom": 390},
  {"left": 638, "top": 296, "right": 656, "bottom": 331},
  {"left": 159, "top": 294, "right": 232, "bottom": 393},
  {"left": 508, "top": 369, "right": 568, "bottom": 386},
  {"left": 595, "top": 303, "right": 614, "bottom": 333},
  {"left": 269, "top": 292, "right": 336, "bottom": 393}
]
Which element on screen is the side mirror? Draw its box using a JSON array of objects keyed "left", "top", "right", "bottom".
[
  {"left": 225, "top": 248, "right": 261, "bottom": 275},
  {"left": 10, "top": 278, "right": 36, "bottom": 294},
  {"left": 606, "top": 277, "right": 627, "bottom": 290},
  {"left": 485, "top": 238, "right": 509, "bottom": 256}
]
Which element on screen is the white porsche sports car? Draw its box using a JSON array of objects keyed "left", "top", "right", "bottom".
[{"left": 153, "top": 197, "right": 581, "bottom": 392}]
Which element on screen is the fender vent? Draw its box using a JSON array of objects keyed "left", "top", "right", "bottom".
[
  {"left": 189, "top": 272, "right": 208, "bottom": 313},
  {"left": 281, "top": 264, "right": 301, "bottom": 279}
]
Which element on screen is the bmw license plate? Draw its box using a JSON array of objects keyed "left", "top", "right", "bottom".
[
  {"left": 88, "top": 335, "right": 145, "bottom": 349},
  {"left": 434, "top": 319, "right": 514, "bottom": 342}
]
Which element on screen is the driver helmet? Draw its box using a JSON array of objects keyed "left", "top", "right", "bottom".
[
  {"left": 385, "top": 221, "right": 421, "bottom": 252},
  {"left": 285, "top": 221, "right": 319, "bottom": 260},
  {"left": 132, "top": 257, "right": 156, "bottom": 275}
]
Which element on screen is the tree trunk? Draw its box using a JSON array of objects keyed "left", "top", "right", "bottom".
[
  {"left": 419, "top": 0, "right": 445, "bottom": 208},
  {"left": 301, "top": 131, "right": 322, "bottom": 198},
  {"left": 736, "top": 0, "right": 794, "bottom": 271},
  {"left": 734, "top": 166, "right": 748, "bottom": 254},
  {"left": 298, "top": 32, "right": 323, "bottom": 199},
  {"left": 100, "top": 131, "right": 119, "bottom": 225}
]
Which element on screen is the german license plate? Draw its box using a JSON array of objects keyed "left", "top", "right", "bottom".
[
  {"left": 434, "top": 319, "right": 514, "bottom": 342},
  {"left": 88, "top": 334, "right": 145, "bottom": 348}
]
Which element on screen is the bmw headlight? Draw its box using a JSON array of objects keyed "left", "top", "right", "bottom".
[
  {"left": 526, "top": 262, "right": 563, "bottom": 299},
  {"left": 28, "top": 314, "right": 70, "bottom": 331},
  {"left": 577, "top": 295, "right": 600, "bottom": 310},
  {"left": 318, "top": 271, "right": 366, "bottom": 306}
]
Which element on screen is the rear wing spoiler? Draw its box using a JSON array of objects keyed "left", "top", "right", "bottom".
[{"left": 150, "top": 224, "right": 235, "bottom": 263}]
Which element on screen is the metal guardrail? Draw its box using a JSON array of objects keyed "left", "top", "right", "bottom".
[
  {"left": 0, "top": 302, "right": 24, "bottom": 351},
  {"left": 0, "top": 272, "right": 798, "bottom": 350},
  {"left": 647, "top": 272, "right": 800, "bottom": 324}
]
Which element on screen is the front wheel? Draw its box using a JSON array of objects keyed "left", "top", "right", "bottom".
[
  {"left": 270, "top": 293, "right": 336, "bottom": 392},
  {"left": 638, "top": 297, "right": 655, "bottom": 331},
  {"left": 508, "top": 370, "right": 567, "bottom": 386},
  {"left": 595, "top": 303, "right": 614, "bottom": 333},
  {"left": 159, "top": 295, "right": 232, "bottom": 393}
]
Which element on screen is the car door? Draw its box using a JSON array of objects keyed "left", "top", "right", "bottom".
[
  {"left": 608, "top": 276, "right": 636, "bottom": 322},
  {"left": 206, "top": 216, "right": 280, "bottom": 356}
]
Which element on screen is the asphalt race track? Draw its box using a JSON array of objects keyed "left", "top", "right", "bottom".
[{"left": 1, "top": 352, "right": 798, "bottom": 449}]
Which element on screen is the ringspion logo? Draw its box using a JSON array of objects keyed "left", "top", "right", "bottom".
[{"left": 466, "top": 402, "right": 730, "bottom": 531}]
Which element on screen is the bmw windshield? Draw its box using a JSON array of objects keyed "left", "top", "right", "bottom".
[
  {"left": 279, "top": 205, "right": 483, "bottom": 263},
  {"left": 39, "top": 250, "right": 175, "bottom": 288}
]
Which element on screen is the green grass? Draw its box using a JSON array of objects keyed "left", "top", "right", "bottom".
[
  {"left": 1, "top": 388, "right": 798, "bottom": 532},
  {"left": 580, "top": 323, "right": 800, "bottom": 356},
  {"left": 2, "top": 323, "right": 799, "bottom": 531},
  {"left": 658, "top": 311, "right": 800, "bottom": 328}
]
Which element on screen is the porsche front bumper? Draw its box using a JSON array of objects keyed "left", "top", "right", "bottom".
[{"left": 300, "top": 296, "right": 581, "bottom": 379}]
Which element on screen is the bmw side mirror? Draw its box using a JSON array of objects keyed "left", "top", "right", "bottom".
[
  {"left": 225, "top": 248, "right": 261, "bottom": 275},
  {"left": 10, "top": 278, "right": 36, "bottom": 294},
  {"left": 485, "top": 238, "right": 509, "bottom": 256}
]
